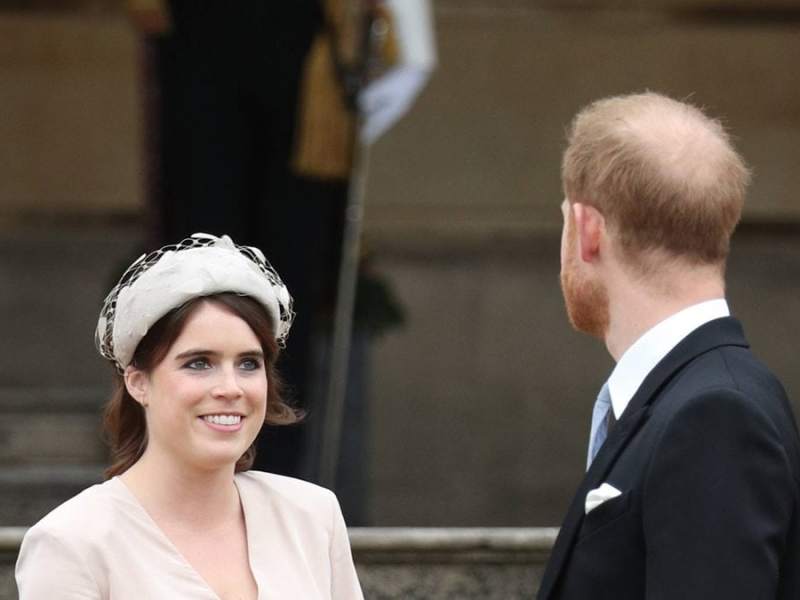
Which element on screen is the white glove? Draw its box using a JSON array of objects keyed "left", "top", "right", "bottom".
[
  {"left": 358, "top": 65, "right": 432, "bottom": 144},
  {"left": 358, "top": 0, "right": 437, "bottom": 145}
]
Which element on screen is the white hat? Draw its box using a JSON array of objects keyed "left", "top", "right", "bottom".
[{"left": 96, "top": 233, "right": 293, "bottom": 370}]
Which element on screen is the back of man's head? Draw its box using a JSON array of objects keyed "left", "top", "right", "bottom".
[{"left": 562, "top": 92, "right": 750, "bottom": 274}]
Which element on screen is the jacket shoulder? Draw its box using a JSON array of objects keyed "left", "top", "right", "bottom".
[
  {"left": 25, "top": 479, "right": 120, "bottom": 545},
  {"left": 236, "top": 470, "right": 339, "bottom": 515}
]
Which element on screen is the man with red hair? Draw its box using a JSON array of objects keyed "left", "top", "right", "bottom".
[{"left": 539, "top": 92, "right": 800, "bottom": 600}]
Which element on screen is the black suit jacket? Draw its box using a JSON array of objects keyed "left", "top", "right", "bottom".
[{"left": 538, "top": 317, "right": 800, "bottom": 600}]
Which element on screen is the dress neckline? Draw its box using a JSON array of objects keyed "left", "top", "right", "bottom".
[{"left": 109, "top": 474, "right": 261, "bottom": 600}]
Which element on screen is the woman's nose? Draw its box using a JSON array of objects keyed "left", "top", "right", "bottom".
[{"left": 211, "top": 366, "right": 244, "bottom": 399}]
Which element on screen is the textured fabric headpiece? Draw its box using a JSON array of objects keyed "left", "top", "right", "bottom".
[{"left": 96, "top": 233, "right": 293, "bottom": 370}]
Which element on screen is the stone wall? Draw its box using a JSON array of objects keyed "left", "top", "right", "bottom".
[
  {"left": 1, "top": 4, "right": 799, "bottom": 225},
  {"left": 366, "top": 0, "right": 800, "bottom": 239},
  {"left": 0, "top": 13, "right": 140, "bottom": 220},
  {"left": 366, "top": 229, "right": 800, "bottom": 526},
  {"left": 0, "top": 4, "right": 798, "bottom": 529}
]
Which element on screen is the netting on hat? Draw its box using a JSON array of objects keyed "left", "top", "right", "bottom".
[{"left": 96, "top": 233, "right": 294, "bottom": 370}]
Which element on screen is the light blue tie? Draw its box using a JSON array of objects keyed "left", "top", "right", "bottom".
[{"left": 587, "top": 382, "right": 612, "bottom": 469}]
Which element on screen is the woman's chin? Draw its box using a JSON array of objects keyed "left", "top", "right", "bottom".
[{"left": 188, "top": 442, "right": 251, "bottom": 472}]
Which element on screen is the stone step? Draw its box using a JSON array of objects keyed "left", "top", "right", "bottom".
[
  {"left": 0, "top": 228, "right": 142, "bottom": 389},
  {"left": 0, "top": 464, "right": 105, "bottom": 526},
  {"left": 1, "top": 527, "right": 556, "bottom": 599},
  {"left": 0, "top": 386, "right": 108, "bottom": 466}
]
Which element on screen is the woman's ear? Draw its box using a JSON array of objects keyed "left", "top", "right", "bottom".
[{"left": 124, "top": 366, "right": 150, "bottom": 408}]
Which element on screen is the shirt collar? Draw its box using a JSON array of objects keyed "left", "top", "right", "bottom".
[{"left": 607, "top": 298, "right": 730, "bottom": 419}]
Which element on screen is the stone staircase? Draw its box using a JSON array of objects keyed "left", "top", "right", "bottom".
[
  {"left": 0, "top": 227, "right": 143, "bottom": 527},
  {"left": 0, "top": 386, "right": 107, "bottom": 525}
]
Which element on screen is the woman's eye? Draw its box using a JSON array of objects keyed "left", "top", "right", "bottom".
[
  {"left": 240, "top": 358, "right": 262, "bottom": 371},
  {"left": 184, "top": 358, "right": 211, "bottom": 370}
]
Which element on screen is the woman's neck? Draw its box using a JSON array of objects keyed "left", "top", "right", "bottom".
[{"left": 120, "top": 451, "right": 241, "bottom": 532}]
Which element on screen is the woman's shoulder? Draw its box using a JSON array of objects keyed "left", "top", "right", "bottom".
[
  {"left": 17, "top": 480, "right": 133, "bottom": 596},
  {"left": 24, "top": 477, "right": 127, "bottom": 545},
  {"left": 235, "top": 470, "right": 339, "bottom": 514}
]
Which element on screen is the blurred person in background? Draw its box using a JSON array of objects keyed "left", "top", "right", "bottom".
[
  {"left": 538, "top": 92, "right": 800, "bottom": 600},
  {"left": 126, "top": 0, "right": 435, "bottom": 503}
]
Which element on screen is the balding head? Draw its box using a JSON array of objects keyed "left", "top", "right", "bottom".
[{"left": 562, "top": 92, "right": 750, "bottom": 272}]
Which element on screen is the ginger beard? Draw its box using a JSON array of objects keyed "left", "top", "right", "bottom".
[{"left": 560, "top": 209, "right": 610, "bottom": 339}]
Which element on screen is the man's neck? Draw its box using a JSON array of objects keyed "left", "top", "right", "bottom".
[{"left": 604, "top": 267, "right": 726, "bottom": 362}]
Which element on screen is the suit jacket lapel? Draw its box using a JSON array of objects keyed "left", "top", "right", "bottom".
[
  {"left": 536, "top": 404, "right": 650, "bottom": 600},
  {"left": 537, "top": 317, "right": 748, "bottom": 599}
]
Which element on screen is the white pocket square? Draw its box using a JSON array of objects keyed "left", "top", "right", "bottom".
[{"left": 585, "top": 483, "right": 622, "bottom": 514}]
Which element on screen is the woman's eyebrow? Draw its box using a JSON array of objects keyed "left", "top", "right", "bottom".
[
  {"left": 173, "top": 348, "right": 218, "bottom": 360},
  {"left": 173, "top": 348, "right": 264, "bottom": 360}
]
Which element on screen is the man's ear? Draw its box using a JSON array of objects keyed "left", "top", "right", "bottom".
[
  {"left": 124, "top": 366, "right": 150, "bottom": 408},
  {"left": 572, "top": 202, "right": 605, "bottom": 263}
]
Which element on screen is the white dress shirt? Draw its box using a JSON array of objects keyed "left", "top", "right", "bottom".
[{"left": 607, "top": 299, "right": 730, "bottom": 420}]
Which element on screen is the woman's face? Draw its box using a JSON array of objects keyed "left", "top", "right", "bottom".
[{"left": 127, "top": 301, "right": 268, "bottom": 473}]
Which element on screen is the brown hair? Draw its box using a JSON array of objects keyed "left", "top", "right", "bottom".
[
  {"left": 103, "top": 293, "right": 302, "bottom": 478},
  {"left": 562, "top": 92, "right": 750, "bottom": 272}
]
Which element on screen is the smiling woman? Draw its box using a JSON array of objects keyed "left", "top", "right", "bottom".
[
  {"left": 15, "top": 234, "right": 364, "bottom": 600},
  {"left": 104, "top": 292, "right": 297, "bottom": 478}
]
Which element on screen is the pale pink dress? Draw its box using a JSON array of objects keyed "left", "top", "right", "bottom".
[{"left": 16, "top": 471, "right": 364, "bottom": 599}]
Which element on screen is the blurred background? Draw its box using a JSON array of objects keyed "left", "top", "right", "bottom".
[{"left": 1, "top": 0, "right": 799, "bottom": 539}]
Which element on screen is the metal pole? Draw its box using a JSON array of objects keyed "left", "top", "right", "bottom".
[{"left": 319, "top": 137, "right": 371, "bottom": 489}]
